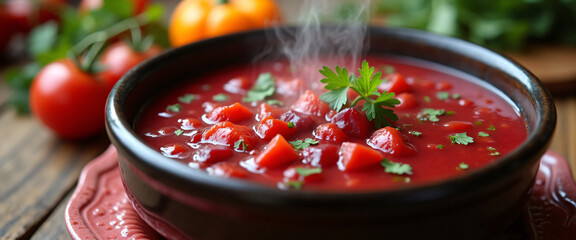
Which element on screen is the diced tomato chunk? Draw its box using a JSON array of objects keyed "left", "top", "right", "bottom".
[
  {"left": 209, "top": 162, "right": 248, "bottom": 178},
  {"left": 379, "top": 73, "right": 412, "bottom": 94},
  {"left": 277, "top": 78, "right": 303, "bottom": 95},
  {"left": 254, "top": 117, "right": 297, "bottom": 140},
  {"left": 302, "top": 144, "right": 339, "bottom": 167},
  {"left": 338, "top": 142, "right": 384, "bottom": 171},
  {"left": 256, "top": 103, "right": 283, "bottom": 121},
  {"left": 205, "top": 102, "right": 254, "bottom": 123},
  {"left": 223, "top": 76, "right": 251, "bottom": 94},
  {"left": 193, "top": 145, "right": 234, "bottom": 164},
  {"left": 313, "top": 123, "right": 348, "bottom": 143},
  {"left": 395, "top": 93, "right": 418, "bottom": 109},
  {"left": 179, "top": 117, "right": 202, "bottom": 130},
  {"left": 330, "top": 108, "right": 372, "bottom": 138},
  {"left": 283, "top": 165, "right": 324, "bottom": 183},
  {"left": 255, "top": 134, "right": 299, "bottom": 169},
  {"left": 436, "top": 81, "right": 452, "bottom": 90},
  {"left": 443, "top": 121, "right": 474, "bottom": 132},
  {"left": 368, "top": 126, "right": 416, "bottom": 157},
  {"left": 291, "top": 90, "right": 330, "bottom": 117},
  {"left": 160, "top": 144, "right": 190, "bottom": 158},
  {"left": 202, "top": 121, "right": 259, "bottom": 150}
]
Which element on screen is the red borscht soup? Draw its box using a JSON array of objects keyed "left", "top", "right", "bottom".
[{"left": 135, "top": 56, "right": 527, "bottom": 191}]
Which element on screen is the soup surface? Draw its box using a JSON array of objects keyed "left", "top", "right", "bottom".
[{"left": 135, "top": 56, "right": 527, "bottom": 191}]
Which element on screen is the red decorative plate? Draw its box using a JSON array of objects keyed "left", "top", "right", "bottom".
[{"left": 65, "top": 146, "right": 576, "bottom": 240}]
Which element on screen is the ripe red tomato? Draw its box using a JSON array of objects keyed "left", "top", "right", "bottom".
[
  {"left": 30, "top": 59, "right": 109, "bottom": 139},
  {"left": 98, "top": 41, "right": 162, "bottom": 90},
  {"left": 0, "top": 0, "right": 64, "bottom": 55},
  {"left": 79, "top": 0, "right": 149, "bottom": 14}
]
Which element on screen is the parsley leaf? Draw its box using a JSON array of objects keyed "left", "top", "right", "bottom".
[
  {"left": 478, "top": 132, "right": 490, "bottom": 137},
  {"left": 381, "top": 159, "right": 413, "bottom": 175},
  {"left": 418, "top": 108, "right": 446, "bottom": 122},
  {"left": 166, "top": 103, "right": 182, "bottom": 112},
  {"left": 449, "top": 132, "right": 474, "bottom": 145},
  {"left": 295, "top": 167, "right": 322, "bottom": 177},
  {"left": 213, "top": 93, "right": 228, "bottom": 102},
  {"left": 243, "top": 73, "right": 275, "bottom": 102},
  {"left": 289, "top": 138, "right": 319, "bottom": 150},
  {"left": 174, "top": 129, "right": 184, "bottom": 136},
  {"left": 319, "top": 60, "right": 400, "bottom": 128},
  {"left": 459, "top": 162, "right": 469, "bottom": 170},
  {"left": 234, "top": 139, "right": 247, "bottom": 151},
  {"left": 437, "top": 91, "right": 450, "bottom": 100},
  {"left": 178, "top": 94, "right": 197, "bottom": 104}
]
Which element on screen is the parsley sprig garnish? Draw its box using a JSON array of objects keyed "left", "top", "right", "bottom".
[{"left": 319, "top": 60, "right": 400, "bottom": 128}]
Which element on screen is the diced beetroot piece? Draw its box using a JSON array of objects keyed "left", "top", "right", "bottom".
[
  {"left": 180, "top": 117, "right": 203, "bottom": 130},
  {"left": 160, "top": 144, "right": 190, "bottom": 158},
  {"left": 443, "top": 121, "right": 474, "bottom": 132},
  {"left": 291, "top": 90, "right": 330, "bottom": 117},
  {"left": 280, "top": 110, "right": 316, "bottom": 130},
  {"left": 255, "top": 134, "right": 299, "bottom": 169},
  {"left": 193, "top": 145, "right": 234, "bottom": 164},
  {"left": 223, "top": 76, "right": 251, "bottom": 94},
  {"left": 283, "top": 165, "right": 324, "bottom": 183},
  {"left": 254, "top": 117, "right": 297, "bottom": 140},
  {"left": 395, "top": 93, "right": 418, "bottom": 109},
  {"left": 368, "top": 126, "right": 416, "bottom": 157},
  {"left": 205, "top": 102, "right": 254, "bottom": 123},
  {"left": 302, "top": 144, "right": 339, "bottom": 167},
  {"left": 276, "top": 78, "right": 303, "bottom": 95},
  {"left": 330, "top": 108, "right": 372, "bottom": 138},
  {"left": 313, "top": 123, "right": 348, "bottom": 143},
  {"left": 338, "top": 142, "right": 384, "bottom": 171},
  {"left": 209, "top": 162, "right": 248, "bottom": 178},
  {"left": 379, "top": 73, "right": 412, "bottom": 94},
  {"left": 202, "top": 121, "right": 259, "bottom": 150},
  {"left": 256, "top": 103, "right": 283, "bottom": 121}
]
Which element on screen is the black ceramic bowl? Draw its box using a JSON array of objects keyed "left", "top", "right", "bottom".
[{"left": 106, "top": 27, "right": 556, "bottom": 240}]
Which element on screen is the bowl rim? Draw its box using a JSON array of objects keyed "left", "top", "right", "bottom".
[{"left": 106, "top": 26, "right": 557, "bottom": 203}]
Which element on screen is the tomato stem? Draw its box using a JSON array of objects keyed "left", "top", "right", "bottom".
[{"left": 70, "top": 14, "right": 152, "bottom": 73}]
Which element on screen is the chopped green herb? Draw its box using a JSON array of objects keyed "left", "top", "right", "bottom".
[
  {"left": 174, "top": 129, "right": 184, "bottom": 136},
  {"left": 487, "top": 147, "right": 500, "bottom": 156},
  {"left": 166, "top": 103, "right": 182, "bottom": 112},
  {"left": 436, "top": 91, "right": 450, "bottom": 100},
  {"left": 234, "top": 139, "right": 247, "bottom": 151},
  {"left": 446, "top": 110, "right": 456, "bottom": 115},
  {"left": 423, "top": 96, "right": 431, "bottom": 103},
  {"left": 213, "top": 93, "right": 228, "bottom": 102},
  {"left": 475, "top": 120, "right": 484, "bottom": 126},
  {"left": 284, "top": 180, "right": 304, "bottom": 190},
  {"left": 319, "top": 60, "right": 400, "bottom": 128},
  {"left": 449, "top": 132, "right": 474, "bottom": 145},
  {"left": 382, "top": 65, "right": 396, "bottom": 74},
  {"left": 266, "top": 99, "right": 284, "bottom": 106},
  {"left": 243, "top": 73, "right": 275, "bottom": 102},
  {"left": 452, "top": 93, "right": 461, "bottom": 99},
  {"left": 295, "top": 167, "right": 322, "bottom": 177},
  {"left": 409, "top": 131, "right": 422, "bottom": 136},
  {"left": 478, "top": 132, "right": 490, "bottom": 137},
  {"left": 459, "top": 162, "right": 469, "bottom": 170},
  {"left": 437, "top": 144, "right": 445, "bottom": 149},
  {"left": 418, "top": 108, "right": 445, "bottom": 122},
  {"left": 178, "top": 94, "right": 197, "bottom": 104},
  {"left": 381, "top": 159, "right": 413, "bottom": 175},
  {"left": 487, "top": 124, "right": 496, "bottom": 131},
  {"left": 287, "top": 122, "right": 295, "bottom": 128},
  {"left": 289, "top": 138, "right": 320, "bottom": 150}
]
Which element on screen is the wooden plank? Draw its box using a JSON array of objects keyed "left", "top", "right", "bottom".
[
  {"left": 549, "top": 97, "right": 576, "bottom": 180},
  {"left": 30, "top": 192, "right": 73, "bottom": 240},
  {"left": 0, "top": 108, "right": 109, "bottom": 240}
]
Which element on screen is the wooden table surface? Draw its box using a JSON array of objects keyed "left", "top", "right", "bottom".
[{"left": 1, "top": 43, "right": 575, "bottom": 240}]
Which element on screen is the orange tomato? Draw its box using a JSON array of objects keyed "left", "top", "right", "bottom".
[{"left": 168, "top": 0, "right": 282, "bottom": 47}]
